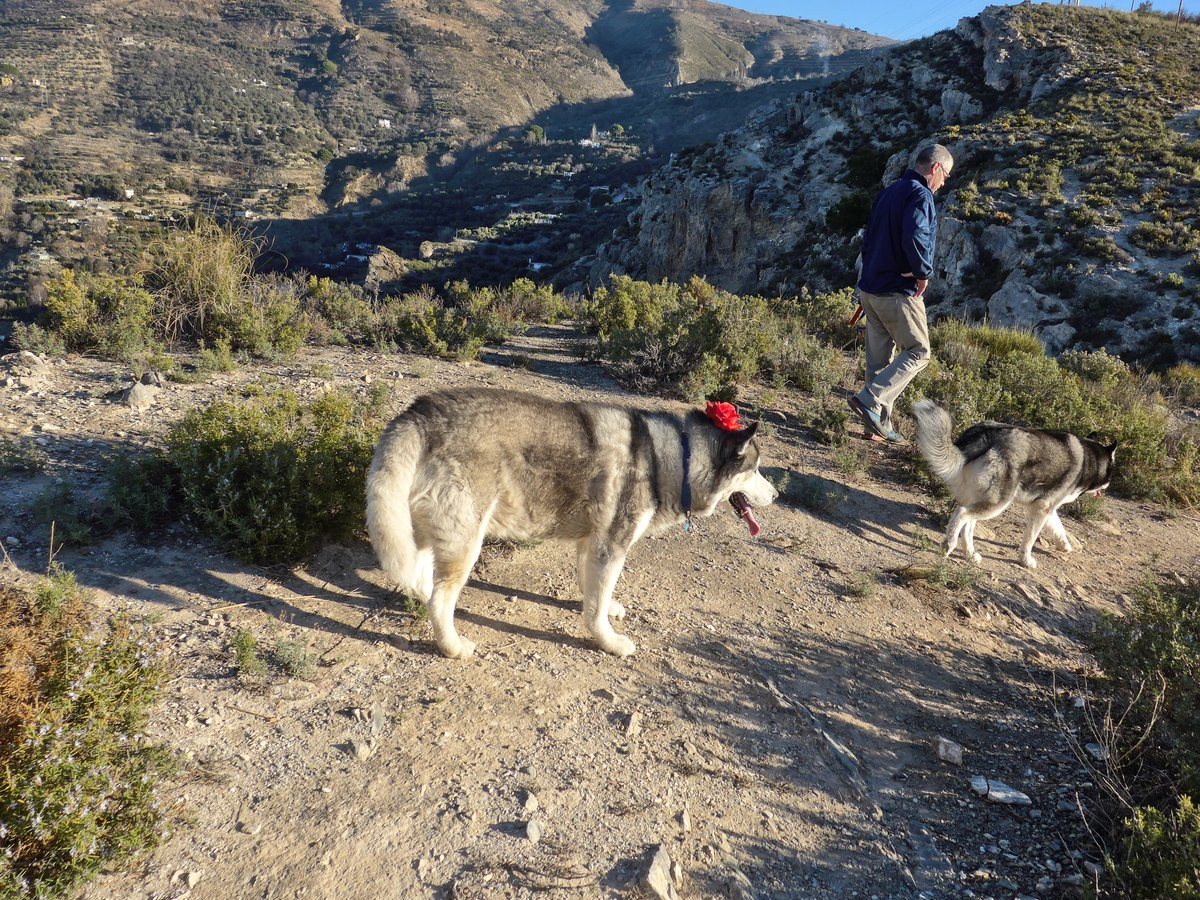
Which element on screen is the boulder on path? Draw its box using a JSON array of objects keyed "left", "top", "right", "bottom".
[{"left": 123, "top": 381, "right": 161, "bottom": 411}]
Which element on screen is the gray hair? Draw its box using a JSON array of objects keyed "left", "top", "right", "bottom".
[{"left": 914, "top": 143, "right": 954, "bottom": 174}]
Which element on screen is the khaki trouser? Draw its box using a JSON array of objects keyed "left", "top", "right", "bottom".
[{"left": 854, "top": 289, "right": 931, "bottom": 422}]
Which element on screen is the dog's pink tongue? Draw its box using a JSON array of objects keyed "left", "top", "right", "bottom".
[{"left": 741, "top": 507, "right": 761, "bottom": 538}]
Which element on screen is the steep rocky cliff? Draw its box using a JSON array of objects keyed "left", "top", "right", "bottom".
[{"left": 593, "top": 4, "right": 1200, "bottom": 366}]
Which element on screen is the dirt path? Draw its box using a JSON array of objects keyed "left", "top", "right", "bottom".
[{"left": 1, "top": 328, "right": 1196, "bottom": 899}]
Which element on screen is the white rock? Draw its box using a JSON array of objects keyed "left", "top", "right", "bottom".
[
  {"left": 625, "top": 711, "right": 643, "bottom": 738},
  {"left": 523, "top": 791, "right": 540, "bottom": 814},
  {"left": 971, "top": 776, "right": 1031, "bottom": 805},
  {"left": 186, "top": 871, "right": 202, "bottom": 888},
  {"left": 642, "top": 844, "right": 679, "bottom": 900},
  {"left": 526, "top": 819, "right": 544, "bottom": 844},
  {"left": 936, "top": 737, "right": 964, "bottom": 766},
  {"left": 123, "top": 381, "right": 161, "bottom": 411}
]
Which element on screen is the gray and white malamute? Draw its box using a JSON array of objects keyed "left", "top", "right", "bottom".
[
  {"left": 913, "top": 400, "right": 1116, "bottom": 569},
  {"left": 367, "top": 389, "right": 777, "bottom": 659}
]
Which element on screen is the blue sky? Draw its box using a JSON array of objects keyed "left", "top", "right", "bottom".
[{"left": 727, "top": 0, "right": 1198, "bottom": 41}]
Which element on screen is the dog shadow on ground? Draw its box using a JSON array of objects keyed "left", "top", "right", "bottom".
[
  {"left": 763, "top": 465, "right": 939, "bottom": 557},
  {"left": 649, "top": 605, "right": 1099, "bottom": 896}
]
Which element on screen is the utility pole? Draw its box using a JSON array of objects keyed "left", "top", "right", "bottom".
[{"left": 1178, "top": 0, "right": 1184, "bottom": 25}]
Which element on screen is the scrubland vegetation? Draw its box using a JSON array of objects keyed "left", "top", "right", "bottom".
[{"left": 0, "top": 569, "right": 171, "bottom": 897}]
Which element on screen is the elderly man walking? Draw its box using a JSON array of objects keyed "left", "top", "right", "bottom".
[{"left": 848, "top": 143, "right": 953, "bottom": 443}]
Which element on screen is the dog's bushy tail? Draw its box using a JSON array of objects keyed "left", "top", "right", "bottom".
[
  {"left": 913, "top": 400, "right": 965, "bottom": 485},
  {"left": 366, "top": 421, "right": 425, "bottom": 594}
]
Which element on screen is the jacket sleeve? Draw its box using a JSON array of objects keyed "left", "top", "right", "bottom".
[{"left": 900, "top": 192, "right": 936, "bottom": 280}]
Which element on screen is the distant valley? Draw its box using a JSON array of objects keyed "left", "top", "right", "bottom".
[{"left": 0, "top": 0, "right": 887, "bottom": 305}]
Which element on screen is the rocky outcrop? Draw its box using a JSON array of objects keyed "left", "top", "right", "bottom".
[{"left": 593, "top": 10, "right": 1008, "bottom": 297}]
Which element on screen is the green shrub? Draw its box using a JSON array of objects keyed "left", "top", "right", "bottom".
[
  {"left": 825, "top": 190, "right": 872, "bottom": 236},
  {"left": 106, "top": 453, "right": 181, "bottom": 533},
  {"left": 0, "top": 437, "right": 47, "bottom": 474},
  {"left": 214, "top": 276, "right": 310, "bottom": 358},
  {"left": 775, "top": 472, "right": 847, "bottom": 514},
  {"left": 195, "top": 337, "right": 238, "bottom": 374},
  {"left": 273, "top": 638, "right": 316, "bottom": 679},
  {"left": 845, "top": 571, "right": 879, "bottom": 599},
  {"left": 231, "top": 629, "right": 266, "bottom": 677},
  {"left": 1166, "top": 363, "right": 1200, "bottom": 406},
  {"left": 809, "top": 404, "right": 851, "bottom": 446},
  {"left": 1094, "top": 574, "right": 1200, "bottom": 791},
  {"left": 0, "top": 575, "right": 171, "bottom": 898},
  {"left": 31, "top": 481, "right": 98, "bottom": 548},
  {"left": 304, "top": 276, "right": 371, "bottom": 345},
  {"left": 42, "top": 270, "right": 156, "bottom": 360},
  {"left": 164, "top": 388, "right": 381, "bottom": 563},
  {"left": 10, "top": 323, "right": 66, "bottom": 357},
  {"left": 774, "top": 286, "right": 859, "bottom": 345},
  {"left": 1130, "top": 221, "right": 1200, "bottom": 256},
  {"left": 373, "top": 285, "right": 486, "bottom": 359},
  {"left": 772, "top": 322, "right": 848, "bottom": 398},
  {"left": 144, "top": 217, "right": 306, "bottom": 356},
  {"left": 1060, "top": 347, "right": 1132, "bottom": 389},
  {"left": 1110, "top": 798, "right": 1200, "bottom": 898},
  {"left": 586, "top": 276, "right": 776, "bottom": 398},
  {"left": 1091, "top": 573, "right": 1200, "bottom": 897}
]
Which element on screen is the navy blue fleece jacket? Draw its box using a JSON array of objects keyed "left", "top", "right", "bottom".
[{"left": 857, "top": 169, "right": 937, "bottom": 296}]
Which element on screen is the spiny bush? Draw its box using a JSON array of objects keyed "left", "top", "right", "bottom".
[
  {"left": 0, "top": 572, "right": 171, "bottom": 897},
  {"left": 584, "top": 276, "right": 777, "bottom": 399},
  {"left": 373, "top": 284, "right": 487, "bottom": 360},
  {"left": 304, "top": 276, "right": 371, "bottom": 346},
  {"left": 163, "top": 388, "right": 384, "bottom": 564},
  {"left": 772, "top": 322, "right": 848, "bottom": 399},
  {"left": 10, "top": 323, "right": 66, "bottom": 358},
  {"left": 1090, "top": 572, "right": 1200, "bottom": 897},
  {"left": 1166, "top": 363, "right": 1200, "bottom": 406}
]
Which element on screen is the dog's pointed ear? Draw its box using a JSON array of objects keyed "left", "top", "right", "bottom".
[{"left": 725, "top": 421, "right": 758, "bottom": 456}]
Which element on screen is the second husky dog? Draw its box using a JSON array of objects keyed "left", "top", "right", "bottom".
[
  {"left": 367, "top": 389, "right": 777, "bottom": 659},
  {"left": 913, "top": 400, "right": 1116, "bottom": 568}
]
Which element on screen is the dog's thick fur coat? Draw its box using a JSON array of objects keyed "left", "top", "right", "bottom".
[
  {"left": 367, "top": 389, "right": 777, "bottom": 658},
  {"left": 913, "top": 400, "right": 1116, "bottom": 568}
]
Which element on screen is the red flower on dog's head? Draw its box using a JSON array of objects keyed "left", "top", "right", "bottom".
[{"left": 705, "top": 401, "right": 743, "bottom": 432}]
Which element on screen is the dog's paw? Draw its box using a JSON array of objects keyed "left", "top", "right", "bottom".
[
  {"left": 599, "top": 634, "right": 637, "bottom": 658},
  {"left": 438, "top": 636, "right": 476, "bottom": 660},
  {"left": 1021, "top": 555, "right": 1038, "bottom": 570},
  {"left": 969, "top": 552, "right": 982, "bottom": 563},
  {"left": 1058, "top": 541, "right": 1074, "bottom": 553},
  {"left": 609, "top": 601, "right": 626, "bottom": 621}
]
